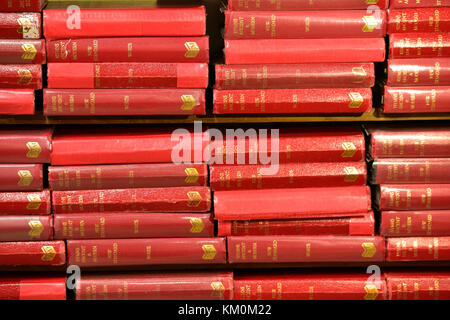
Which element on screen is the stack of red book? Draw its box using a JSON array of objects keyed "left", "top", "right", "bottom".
[
  {"left": 0, "top": 0, "right": 45, "bottom": 115},
  {"left": 385, "top": 1, "right": 450, "bottom": 113},
  {"left": 213, "top": 0, "right": 388, "bottom": 115}
]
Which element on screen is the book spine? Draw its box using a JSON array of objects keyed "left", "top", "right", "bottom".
[
  {"left": 210, "top": 162, "right": 367, "bottom": 191},
  {"left": 46, "top": 37, "right": 209, "bottom": 63},
  {"left": 387, "top": 58, "right": 450, "bottom": 86},
  {"left": 0, "top": 89, "right": 35, "bottom": 115},
  {"left": 0, "top": 190, "right": 51, "bottom": 215},
  {"left": 52, "top": 187, "right": 211, "bottom": 214},
  {"left": 0, "top": 0, "right": 44, "bottom": 12},
  {"left": 0, "top": 164, "right": 43, "bottom": 191},
  {"left": 386, "top": 273, "right": 450, "bottom": 300},
  {"left": 379, "top": 184, "right": 450, "bottom": 210},
  {"left": 389, "top": 33, "right": 450, "bottom": 59},
  {"left": 215, "top": 63, "right": 375, "bottom": 89},
  {"left": 0, "top": 39, "right": 45, "bottom": 64},
  {"left": 388, "top": 8, "right": 450, "bottom": 34},
  {"left": 390, "top": 0, "right": 450, "bottom": 8},
  {"left": 76, "top": 272, "right": 234, "bottom": 300},
  {"left": 0, "top": 65, "right": 42, "bottom": 89},
  {"left": 0, "top": 216, "right": 53, "bottom": 242},
  {"left": 48, "top": 163, "right": 208, "bottom": 191},
  {"left": 386, "top": 237, "right": 450, "bottom": 261},
  {"left": 0, "top": 241, "right": 66, "bottom": 266},
  {"left": 384, "top": 86, "right": 450, "bottom": 113},
  {"left": 67, "top": 238, "right": 227, "bottom": 267},
  {"left": 43, "top": 7, "right": 206, "bottom": 40},
  {"left": 227, "top": 0, "right": 389, "bottom": 10},
  {"left": 381, "top": 210, "right": 450, "bottom": 237},
  {"left": 228, "top": 235, "right": 385, "bottom": 263},
  {"left": 0, "top": 13, "right": 41, "bottom": 39},
  {"left": 225, "top": 39, "right": 386, "bottom": 64},
  {"left": 54, "top": 212, "right": 214, "bottom": 239},
  {"left": 213, "top": 89, "right": 372, "bottom": 114},
  {"left": 0, "top": 276, "right": 66, "bottom": 300}
]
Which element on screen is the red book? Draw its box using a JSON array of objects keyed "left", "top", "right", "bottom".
[
  {"left": 215, "top": 63, "right": 375, "bottom": 89},
  {"left": 386, "top": 271, "right": 450, "bottom": 300},
  {"left": 210, "top": 162, "right": 366, "bottom": 191},
  {"left": 372, "top": 158, "right": 450, "bottom": 184},
  {"left": 384, "top": 86, "right": 450, "bottom": 113},
  {"left": 0, "top": 89, "right": 34, "bottom": 115},
  {"left": 54, "top": 212, "right": 214, "bottom": 239},
  {"left": 0, "top": 13, "right": 41, "bottom": 39},
  {"left": 47, "top": 63, "right": 208, "bottom": 89},
  {"left": 234, "top": 272, "right": 386, "bottom": 300},
  {"left": 0, "top": 39, "right": 45, "bottom": 64},
  {"left": 0, "top": 216, "right": 53, "bottom": 242},
  {"left": 0, "top": 190, "right": 51, "bottom": 215},
  {"left": 49, "top": 163, "right": 208, "bottom": 191},
  {"left": 76, "top": 272, "right": 233, "bottom": 300},
  {"left": 0, "top": 276, "right": 66, "bottom": 300},
  {"left": 52, "top": 187, "right": 211, "bottom": 214},
  {"left": 388, "top": 8, "right": 450, "bottom": 34},
  {"left": 387, "top": 58, "right": 450, "bottom": 86},
  {"left": 213, "top": 89, "right": 372, "bottom": 114},
  {"left": 378, "top": 184, "right": 450, "bottom": 210},
  {"left": 214, "top": 186, "right": 371, "bottom": 220},
  {"left": 227, "top": 0, "right": 389, "bottom": 10},
  {"left": 390, "top": 0, "right": 450, "bottom": 8},
  {"left": 0, "top": 241, "right": 66, "bottom": 266},
  {"left": 67, "top": 238, "right": 227, "bottom": 267},
  {"left": 0, "top": 0, "right": 46, "bottom": 12},
  {"left": 0, "top": 65, "right": 42, "bottom": 89},
  {"left": 389, "top": 33, "right": 450, "bottom": 59},
  {"left": 43, "top": 89, "right": 206, "bottom": 116},
  {"left": 228, "top": 235, "right": 385, "bottom": 263},
  {"left": 386, "top": 237, "right": 450, "bottom": 261},
  {"left": 218, "top": 212, "right": 375, "bottom": 237},
  {"left": 225, "top": 38, "right": 386, "bottom": 64},
  {"left": 43, "top": 7, "right": 206, "bottom": 40},
  {"left": 0, "top": 164, "right": 43, "bottom": 191},
  {"left": 381, "top": 210, "right": 450, "bottom": 237}
]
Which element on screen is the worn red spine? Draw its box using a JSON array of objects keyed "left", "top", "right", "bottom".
[
  {"left": 213, "top": 89, "right": 372, "bottom": 114},
  {"left": 384, "top": 86, "right": 450, "bottom": 113},
  {"left": 0, "top": 216, "right": 53, "bottom": 242},
  {"left": 0, "top": 276, "right": 66, "bottom": 300},
  {"left": 388, "top": 8, "right": 450, "bottom": 34},
  {"left": 0, "top": 190, "right": 51, "bottom": 215},
  {"left": 390, "top": 0, "right": 450, "bottom": 8},
  {"left": 0, "top": 241, "right": 66, "bottom": 266},
  {"left": 386, "top": 272, "right": 450, "bottom": 300},
  {"left": 0, "top": 89, "right": 35, "bottom": 115},
  {"left": 379, "top": 184, "right": 450, "bottom": 210},
  {"left": 387, "top": 58, "right": 450, "bottom": 86},
  {"left": 215, "top": 63, "right": 375, "bottom": 89},
  {"left": 228, "top": 235, "right": 385, "bottom": 263},
  {"left": 227, "top": 0, "right": 389, "bottom": 10},
  {"left": 389, "top": 33, "right": 450, "bottom": 59},
  {"left": 67, "top": 238, "right": 227, "bottom": 267},
  {"left": 0, "top": 39, "right": 45, "bottom": 64},
  {"left": 214, "top": 186, "right": 371, "bottom": 220},
  {"left": 76, "top": 272, "right": 233, "bottom": 300},
  {"left": 225, "top": 39, "right": 386, "bottom": 64},
  {"left": 0, "top": 0, "right": 45, "bottom": 12},
  {"left": 0, "top": 65, "right": 42, "bottom": 89},
  {"left": 0, "top": 164, "right": 43, "bottom": 191},
  {"left": 218, "top": 213, "right": 375, "bottom": 237},
  {"left": 386, "top": 236, "right": 450, "bottom": 261},
  {"left": 0, "top": 13, "right": 41, "bottom": 39},
  {"left": 381, "top": 210, "right": 450, "bottom": 237},
  {"left": 210, "top": 162, "right": 366, "bottom": 191},
  {"left": 43, "top": 7, "right": 206, "bottom": 40},
  {"left": 54, "top": 212, "right": 214, "bottom": 239},
  {"left": 49, "top": 163, "right": 207, "bottom": 191},
  {"left": 52, "top": 187, "right": 211, "bottom": 214}
]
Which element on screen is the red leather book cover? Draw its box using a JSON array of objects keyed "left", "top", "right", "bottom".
[
  {"left": 0, "top": 276, "right": 66, "bottom": 300},
  {"left": 389, "top": 33, "right": 450, "bottom": 59},
  {"left": 218, "top": 212, "right": 375, "bottom": 237},
  {"left": 386, "top": 271, "right": 450, "bottom": 300},
  {"left": 43, "top": 7, "right": 206, "bottom": 40},
  {"left": 228, "top": 235, "right": 385, "bottom": 263},
  {"left": 213, "top": 89, "right": 372, "bottom": 114},
  {"left": 46, "top": 36, "right": 209, "bottom": 63},
  {"left": 388, "top": 8, "right": 450, "bottom": 34},
  {"left": 210, "top": 162, "right": 366, "bottom": 191},
  {"left": 214, "top": 186, "right": 371, "bottom": 220},
  {"left": 0, "top": 215, "right": 53, "bottom": 242},
  {"left": 67, "top": 238, "right": 227, "bottom": 267},
  {"left": 378, "top": 184, "right": 450, "bottom": 210},
  {"left": 372, "top": 158, "right": 450, "bottom": 184},
  {"left": 381, "top": 210, "right": 450, "bottom": 237},
  {"left": 390, "top": 0, "right": 450, "bottom": 8},
  {"left": 0, "top": 89, "right": 34, "bottom": 115},
  {"left": 52, "top": 187, "right": 211, "bottom": 214},
  {"left": 387, "top": 236, "right": 450, "bottom": 261},
  {"left": 49, "top": 163, "right": 207, "bottom": 191},
  {"left": 0, "top": 13, "right": 41, "bottom": 39},
  {"left": 227, "top": 0, "right": 388, "bottom": 10},
  {"left": 54, "top": 212, "right": 214, "bottom": 239},
  {"left": 47, "top": 63, "right": 208, "bottom": 89},
  {"left": 76, "top": 271, "right": 233, "bottom": 300},
  {"left": 387, "top": 58, "right": 450, "bottom": 86},
  {"left": 0, "top": 241, "right": 66, "bottom": 266},
  {"left": 0, "top": 0, "right": 46, "bottom": 12},
  {"left": 225, "top": 38, "right": 386, "bottom": 64},
  {"left": 384, "top": 86, "right": 450, "bottom": 113},
  {"left": 0, "top": 164, "right": 43, "bottom": 191},
  {"left": 0, "top": 65, "right": 42, "bottom": 89},
  {"left": 234, "top": 272, "right": 386, "bottom": 300},
  {"left": 215, "top": 63, "right": 375, "bottom": 89},
  {"left": 0, "top": 190, "right": 51, "bottom": 215},
  {"left": 0, "top": 39, "right": 45, "bottom": 64}
]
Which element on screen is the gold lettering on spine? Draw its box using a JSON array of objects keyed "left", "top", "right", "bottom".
[
  {"left": 94, "top": 64, "right": 101, "bottom": 88},
  {"left": 93, "top": 40, "right": 98, "bottom": 62},
  {"left": 128, "top": 43, "right": 132, "bottom": 58}
]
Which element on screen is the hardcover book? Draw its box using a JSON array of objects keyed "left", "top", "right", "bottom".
[
  {"left": 0, "top": 13, "right": 41, "bottom": 39},
  {"left": 388, "top": 8, "right": 450, "bottom": 34},
  {"left": 0, "top": 190, "right": 51, "bottom": 215},
  {"left": 381, "top": 210, "right": 450, "bottom": 237},
  {"left": 0, "top": 39, "right": 46, "bottom": 64},
  {"left": 0, "top": 164, "right": 43, "bottom": 191},
  {"left": 0, "top": 0, "right": 47, "bottom": 12},
  {"left": 0, "top": 65, "right": 42, "bottom": 89},
  {"left": 387, "top": 58, "right": 450, "bottom": 86},
  {"left": 0, "top": 216, "right": 53, "bottom": 242},
  {"left": 0, "top": 241, "right": 66, "bottom": 266},
  {"left": 384, "top": 86, "right": 450, "bottom": 113},
  {"left": 227, "top": 0, "right": 389, "bottom": 10},
  {"left": 390, "top": 0, "right": 450, "bottom": 8},
  {"left": 0, "top": 276, "right": 66, "bottom": 300},
  {"left": 386, "top": 237, "right": 450, "bottom": 261},
  {"left": 389, "top": 33, "right": 450, "bottom": 59},
  {"left": 0, "top": 89, "right": 35, "bottom": 115}
]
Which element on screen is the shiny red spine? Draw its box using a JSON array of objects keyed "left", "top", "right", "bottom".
[
  {"left": 0, "top": 65, "right": 42, "bottom": 89},
  {"left": 386, "top": 237, "right": 450, "bottom": 261},
  {"left": 0, "top": 241, "right": 66, "bottom": 266},
  {"left": 379, "top": 184, "right": 450, "bottom": 210},
  {"left": 0, "top": 276, "right": 66, "bottom": 300},
  {"left": 381, "top": 210, "right": 450, "bottom": 237},
  {"left": 384, "top": 86, "right": 450, "bottom": 113},
  {"left": 0, "top": 0, "right": 45, "bottom": 12},
  {"left": 389, "top": 33, "right": 450, "bottom": 59},
  {"left": 0, "top": 216, "right": 53, "bottom": 242},
  {"left": 0, "top": 164, "right": 43, "bottom": 191},
  {"left": 0, "top": 39, "right": 45, "bottom": 64},
  {"left": 387, "top": 58, "right": 450, "bottom": 86},
  {"left": 227, "top": 0, "right": 389, "bottom": 10},
  {"left": 386, "top": 272, "right": 450, "bottom": 300},
  {"left": 390, "top": 0, "right": 450, "bottom": 8},
  {"left": 0, "top": 190, "right": 51, "bottom": 215},
  {"left": 0, "top": 13, "right": 41, "bottom": 39},
  {"left": 0, "top": 89, "right": 34, "bottom": 115},
  {"left": 388, "top": 8, "right": 450, "bottom": 34}
]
